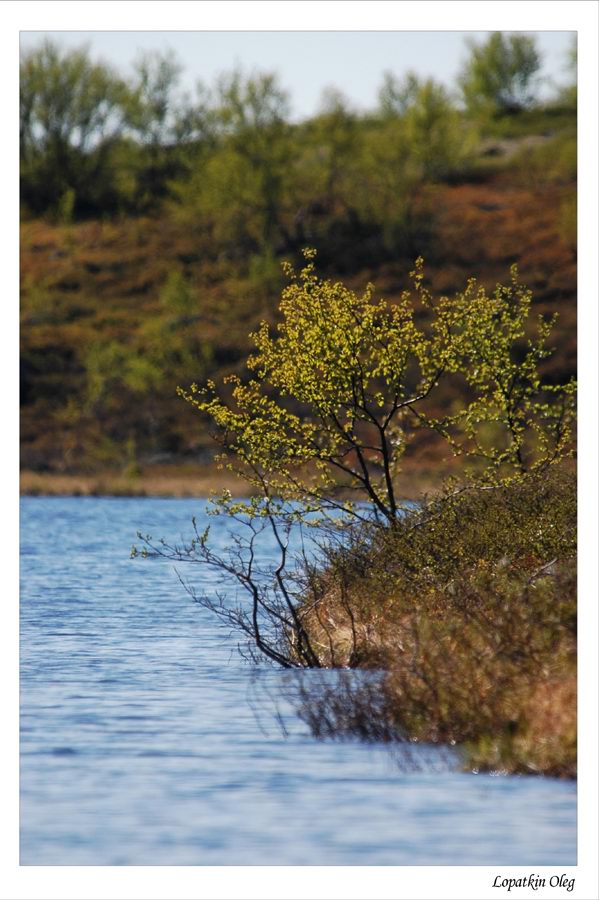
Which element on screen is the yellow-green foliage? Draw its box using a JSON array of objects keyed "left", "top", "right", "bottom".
[{"left": 181, "top": 251, "right": 575, "bottom": 522}]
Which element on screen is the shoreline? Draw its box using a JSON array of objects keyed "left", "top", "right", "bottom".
[
  {"left": 20, "top": 467, "right": 440, "bottom": 500},
  {"left": 20, "top": 468, "right": 253, "bottom": 499}
]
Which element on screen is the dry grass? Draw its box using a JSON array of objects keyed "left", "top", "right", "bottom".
[
  {"left": 20, "top": 464, "right": 254, "bottom": 498},
  {"left": 296, "top": 466, "right": 577, "bottom": 777},
  {"left": 20, "top": 461, "right": 445, "bottom": 501},
  {"left": 466, "top": 667, "right": 577, "bottom": 778}
]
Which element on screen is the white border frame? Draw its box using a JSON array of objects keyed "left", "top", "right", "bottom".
[{"left": 3, "top": 3, "right": 597, "bottom": 899}]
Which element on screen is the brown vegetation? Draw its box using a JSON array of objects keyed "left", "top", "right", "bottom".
[
  {"left": 19, "top": 463, "right": 253, "bottom": 498},
  {"left": 292, "top": 466, "right": 576, "bottom": 777}
]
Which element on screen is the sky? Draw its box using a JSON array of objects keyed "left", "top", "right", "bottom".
[{"left": 19, "top": 30, "right": 574, "bottom": 119}]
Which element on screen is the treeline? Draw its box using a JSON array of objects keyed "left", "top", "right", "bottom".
[{"left": 21, "top": 34, "right": 575, "bottom": 258}]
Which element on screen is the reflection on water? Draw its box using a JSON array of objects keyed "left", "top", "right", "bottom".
[{"left": 20, "top": 497, "right": 576, "bottom": 865}]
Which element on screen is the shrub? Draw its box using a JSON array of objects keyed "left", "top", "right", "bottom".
[{"left": 291, "top": 466, "right": 577, "bottom": 776}]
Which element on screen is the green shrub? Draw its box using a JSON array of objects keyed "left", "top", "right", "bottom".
[{"left": 513, "top": 133, "right": 576, "bottom": 187}]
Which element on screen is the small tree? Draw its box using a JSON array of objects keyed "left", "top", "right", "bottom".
[
  {"left": 180, "top": 251, "right": 575, "bottom": 524},
  {"left": 135, "top": 252, "right": 575, "bottom": 668},
  {"left": 459, "top": 32, "right": 541, "bottom": 117}
]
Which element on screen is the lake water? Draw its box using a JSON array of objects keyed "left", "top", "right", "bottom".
[{"left": 20, "top": 497, "right": 577, "bottom": 866}]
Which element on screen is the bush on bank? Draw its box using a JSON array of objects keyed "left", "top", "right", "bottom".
[
  {"left": 294, "top": 465, "right": 576, "bottom": 777},
  {"left": 135, "top": 252, "right": 577, "bottom": 777}
]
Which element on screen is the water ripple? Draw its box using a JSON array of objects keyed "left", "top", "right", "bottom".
[{"left": 20, "top": 496, "right": 577, "bottom": 866}]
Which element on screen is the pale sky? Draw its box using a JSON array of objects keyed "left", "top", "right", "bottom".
[{"left": 19, "top": 30, "right": 574, "bottom": 119}]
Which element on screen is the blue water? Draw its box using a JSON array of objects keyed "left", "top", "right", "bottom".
[{"left": 20, "top": 496, "right": 577, "bottom": 865}]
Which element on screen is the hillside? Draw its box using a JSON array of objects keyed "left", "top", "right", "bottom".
[
  {"left": 20, "top": 149, "right": 576, "bottom": 495},
  {"left": 20, "top": 29, "right": 577, "bottom": 497}
]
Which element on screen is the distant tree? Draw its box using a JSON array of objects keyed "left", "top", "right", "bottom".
[
  {"left": 459, "top": 32, "right": 542, "bottom": 116},
  {"left": 377, "top": 71, "right": 477, "bottom": 180},
  {"left": 352, "top": 117, "right": 421, "bottom": 256},
  {"left": 311, "top": 88, "right": 358, "bottom": 206},
  {"left": 182, "top": 70, "right": 295, "bottom": 252},
  {"left": 20, "top": 40, "right": 128, "bottom": 215},
  {"left": 358, "top": 74, "right": 475, "bottom": 255},
  {"left": 377, "top": 71, "right": 421, "bottom": 118},
  {"left": 288, "top": 88, "right": 361, "bottom": 252},
  {"left": 403, "top": 79, "right": 475, "bottom": 180},
  {"left": 127, "top": 51, "right": 183, "bottom": 147},
  {"left": 125, "top": 50, "right": 201, "bottom": 207}
]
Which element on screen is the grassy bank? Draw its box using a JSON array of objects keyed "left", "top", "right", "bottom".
[
  {"left": 20, "top": 463, "right": 443, "bottom": 500},
  {"left": 19, "top": 464, "right": 253, "bottom": 498},
  {"left": 296, "top": 465, "right": 576, "bottom": 778}
]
